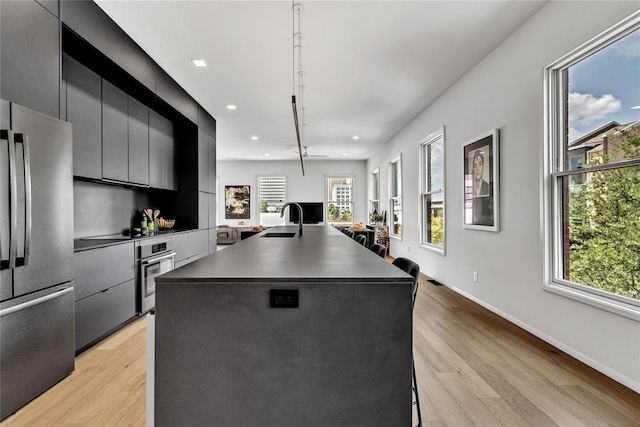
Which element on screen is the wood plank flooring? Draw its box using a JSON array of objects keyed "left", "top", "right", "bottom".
[{"left": 2, "top": 273, "right": 639, "bottom": 426}]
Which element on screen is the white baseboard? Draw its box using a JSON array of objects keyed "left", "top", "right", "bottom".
[{"left": 431, "top": 279, "right": 640, "bottom": 394}]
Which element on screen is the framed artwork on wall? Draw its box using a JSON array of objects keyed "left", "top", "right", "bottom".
[
  {"left": 463, "top": 129, "right": 499, "bottom": 232},
  {"left": 225, "top": 185, "right": 251, "bottom": 219}
]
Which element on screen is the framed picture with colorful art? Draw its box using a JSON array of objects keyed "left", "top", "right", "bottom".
[{"left": 225, "top": 185, "right": 250, "bottom": 219}]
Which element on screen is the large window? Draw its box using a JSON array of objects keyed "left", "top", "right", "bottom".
[
  {"left": 258, "top": 176, "right": 286, "bottom": 226},
  {"left": 545, "top": 14, "right": 640, "bottom": 319},
  {"left": 326, "top": 176, "right": 354, "bottom": 226},
  {"left": 370, "top": 168, "right": 381, "bottom": 223},
  {"left": 389, "top": 156, "right": 402, "bottom": 237},
  {"left": 420, "top": 130, "right": 445, "bottom": 252}
]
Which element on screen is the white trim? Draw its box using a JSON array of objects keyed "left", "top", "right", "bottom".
[
  {"left": 418, "top": 128, "right": 446, "bottom": 254},
  {"left": 543, "top": 12, "right": 640, "bottom": 319},
  {"left": 389, "top": 154, "right": 403, "bottom": 238},
  {"left": 438, "top": 280, "right": 640, "bottom": 393}
]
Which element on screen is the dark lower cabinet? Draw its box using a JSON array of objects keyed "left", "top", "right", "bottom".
[
  {"left": 102, "top": 79, "right": 129, "bottom": 182},
  {"left": 74, "top": 279, "right": 136, "bottom": 352},
  {"left": 73, "top": 243, "right": 135, "bottom": 352},
  {"left": 173, "top": 230, "right": 209, "bottom": 268},
  {"left": 1, "top": 0, "right": 60, "bottom": 119}
]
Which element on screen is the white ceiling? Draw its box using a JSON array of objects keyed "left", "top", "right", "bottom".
[{"left": 95, "top": 0, "right": 548, "bottom": 162}]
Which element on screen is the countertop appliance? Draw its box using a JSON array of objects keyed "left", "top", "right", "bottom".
[
  {"left": 137, "top": 237, "right": 175, "bottom": 314},
  {"left": 0, "top": 99, "right": 75, "bottom": 420}
]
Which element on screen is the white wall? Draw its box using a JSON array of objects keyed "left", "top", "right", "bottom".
[
  {"left": 367, "top": 1, "right": 640, "bottom": 392},
  {"left": 217, "top": 160, "right": 368, "bottom": 227}
]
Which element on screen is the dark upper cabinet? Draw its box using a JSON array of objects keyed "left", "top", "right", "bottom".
[
  {"left": 128, "top": 96, "right": 149, "bottom": 186},
  {"left": 166, "top": 121, "right": 177, "bottom": 191},
  {"left": 64, "top": 54, "right": 102, "bottom": 179},
  {"left": 149, "top": 109, "right": 175, "bottom": 190},
  {"left": 208, "top": 133, "right": 216, "bottom": 194},
  {"left": 198, "top": 127, "right": 216, "bottom": 194},
  {"left": 102, "top": 79, "right": 129, "bottom": 182},
  {"left": 198, "top": 128, "right": 208, "bottom": 192},
  {"left": 1, "top": 0, "right": 60, "bottom": 118},
  {"left": 149, "top": 109, "right": 167, "bottom": 189}
]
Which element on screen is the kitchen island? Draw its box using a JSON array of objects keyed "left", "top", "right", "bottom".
[{"left": 154, "top": 225, "right": 413, "bottom": 426}]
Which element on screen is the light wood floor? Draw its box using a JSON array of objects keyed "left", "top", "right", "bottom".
[{"left": 2, "top": 274, "right": 639, "bottom": 426}]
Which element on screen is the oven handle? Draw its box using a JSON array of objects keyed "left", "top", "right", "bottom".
[{"left": 142, "top": 252, "right": 176, "bottom": 265}]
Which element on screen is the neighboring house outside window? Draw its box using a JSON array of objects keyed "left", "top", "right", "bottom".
[
  {"left": 389, "top": 156, "right": 402, "bottom": 238},
  {"left": 326, "top": 176, "right": 354, "bottom": 226},
  {"left": 544, "top": 14, "right": 640, "bottom": 319},
  {"left": 419, "top": 130, "right": 445, "bottom": 253}
]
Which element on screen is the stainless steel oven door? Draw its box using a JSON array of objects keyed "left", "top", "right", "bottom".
[{"left": 140, "top": 252, "right": 175, "bottom": 313}]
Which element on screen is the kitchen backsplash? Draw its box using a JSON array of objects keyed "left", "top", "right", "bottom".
[{"left": 73, "top": 180, "right": 149, "bottom": 238}]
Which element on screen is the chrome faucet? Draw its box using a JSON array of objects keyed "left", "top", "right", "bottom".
[{"left": 280, "top": 202, "right": 303, "bottom": 237}]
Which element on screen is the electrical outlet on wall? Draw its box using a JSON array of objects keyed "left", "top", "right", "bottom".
[{"left": 473, "top": 271, "right": 478, "bottom": 282}]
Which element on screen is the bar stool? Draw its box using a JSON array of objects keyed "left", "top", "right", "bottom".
[
  {"left": 392, "top": 257, "right": 422, "bottom": 427},
  {"left": 369, "top": 243, "right": 387, "bottom": 258}
]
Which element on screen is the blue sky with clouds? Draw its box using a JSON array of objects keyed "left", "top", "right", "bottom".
[{"left": 568, "top": 29, "right": 640, "bottom": 142}]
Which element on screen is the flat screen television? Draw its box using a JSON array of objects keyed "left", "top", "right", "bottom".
[{"left": 288, "top": 202, "right": 324, "bottom": 224}]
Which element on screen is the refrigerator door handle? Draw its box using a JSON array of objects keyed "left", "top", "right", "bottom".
[
  {"left": 7, "top": 131, "right": 18, "bottom": 269},
  {"left": 0, "top": 130, "right": 9, "bottom": 269},
  {"left": 15, "top": 133, "right": 31, "bottom": 266}
]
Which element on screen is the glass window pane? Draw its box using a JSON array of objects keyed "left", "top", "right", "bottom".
[
  {"left": 392, "top": 197, "right": 402, "bottom": 236},
  {"left": 567, "top": 29, "right": 640, "bottom": 171},
  {"left": 560, "top": 166, "right": 640, "bottom": 301},
  {"left": 259, "top": 176, "right": 286, "bottom": 226},
  {"left": 423, "top": 193, "right": 444, "bottom": 247},
  {"left": 427, "top": 137, "right": 444, "bottom": 192},
  {"left": 327, "top": 176, "right": 354, "bottom": 226}
]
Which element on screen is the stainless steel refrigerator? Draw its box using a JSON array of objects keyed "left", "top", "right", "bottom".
[{"left": 0, "top": 99, "right": 75, "bottom": 421}]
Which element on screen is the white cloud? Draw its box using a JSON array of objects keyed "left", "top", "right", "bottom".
[{"left": 568, "top": 92, "right": 621, "bottom": 128}]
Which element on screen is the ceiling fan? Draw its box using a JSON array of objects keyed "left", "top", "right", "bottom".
[{"left": 294, "top": 146, "right": 329, "bottom": 158}]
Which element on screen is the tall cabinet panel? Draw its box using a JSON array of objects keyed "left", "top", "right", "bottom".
[
  {"left": 208, "top": 133, "right": 217, "bottom": 194},
  {"left": 149, "top": 109, "right": 167, "bottom": 189},
  {"left": 102, "top": 80, "right": 129, "bottom": 182},
  {"left": 0, "top": 0, "right": 60, "bottom": 119},
  {"left": 166, "top": 121, "right": 177, "bottom": 190},
  {"left": 64, "top": 54, "right": 102, "bottom": 179},
  {"left": 198, "top": 128, "right": 208, "bottom": 192},
  {"left": 128, "top": 96, "right": 149, "bottom": 186}
]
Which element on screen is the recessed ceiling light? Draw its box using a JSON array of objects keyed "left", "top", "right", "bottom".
[
  {"left": 352, "top": 136, "right": 360, "bottom": 140},
  {"left": 632, "top": 105, "right": 640, "bottom": 109},
  {"left": 342, "top": 153, "right": 349, "bottom": 156},
  {"left": 226, "top": 104, "right": 237, "bottom": 110},
  {"left": 264, "top": 153, "right": 270, "bottom": 157},
  {"left": 251, "top": 136, "right": 258, "bottom": 140},
  {"left": 192, "top": 59, "right": 207, "bottom": 67}
]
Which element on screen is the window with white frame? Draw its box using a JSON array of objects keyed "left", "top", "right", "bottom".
[
  {"left": 370, "top": 168, "right": 381, "bottom": 223},
  {"left": 258, "top": 176, "right": 286, "bottom": 226},
  {"left": 545, "top": 13, "right": 640, "bottom": 318},
  {"left": 389, "top": 156, "right": 402, "bottom": 237},
  {"left": 420, "top": 130, "right": 445, "bottom": 252},
  {"left": 326, "top": 176, "right": 354, "bottom": 226}
]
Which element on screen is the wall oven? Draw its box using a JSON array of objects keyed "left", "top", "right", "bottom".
[{"left": 137, "top": 237, "right": 175, "bottom": 314}]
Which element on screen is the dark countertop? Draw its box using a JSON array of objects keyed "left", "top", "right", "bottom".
[
  {"left": 157, "top": 225, "right": 411, "bottom": 283},
  {"left": 73, "top": 228, "right": 198, "bottom": 252}
]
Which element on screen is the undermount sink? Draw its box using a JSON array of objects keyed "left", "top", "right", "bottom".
[{"left": 260, "top": 232, "right": 297, "bottom": 238}]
